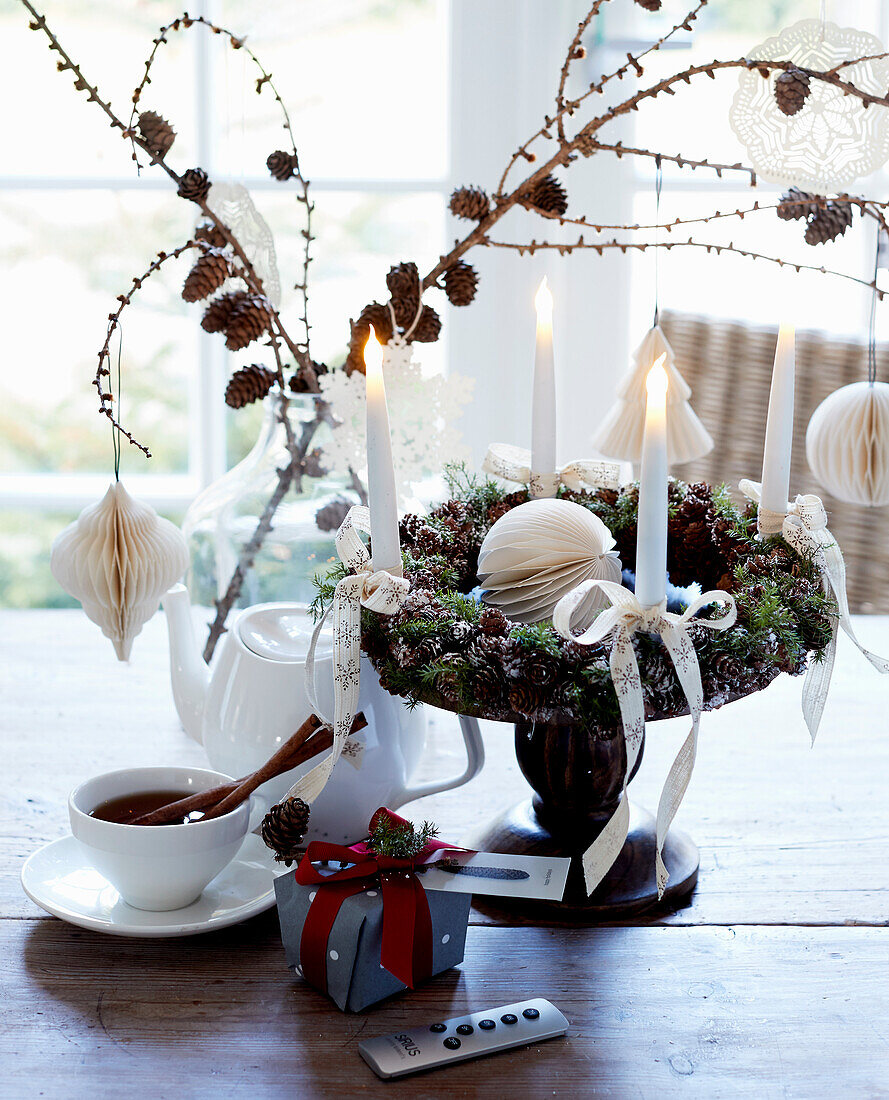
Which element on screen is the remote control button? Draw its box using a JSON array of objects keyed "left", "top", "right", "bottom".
[
  {"left": 479, "top": 1019, "right": 496, "bottom": 1030},
  {"left": 429, "top": 1023, "right": 447, "bottom": 1033},
  {"left": 500, "top": 1013, "right": 518, "bottom": 1025},
  {"left": 523, "top": 1007, "right": 540, "bottom": 1020},
  {"left": 456, "top": 1024, "right": 474, "bottom": 1035},
  {"left": 443, "top": 1037, "right": 461, "bottom": 1050}
]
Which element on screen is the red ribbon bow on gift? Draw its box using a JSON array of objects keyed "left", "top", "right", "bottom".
[{"left": 293, "top": 808, "right": 466, "bottom": 991}]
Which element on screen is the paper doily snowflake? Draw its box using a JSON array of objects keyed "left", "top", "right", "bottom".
[
  {"left": 319, "top": 338, "right": 475, "bottom": 505},
  {"left": 729, "top": 19, "right": 889, "bottom": 193},
  {"left": 206, "top": 182, "right": 281, "bottom": 307}
]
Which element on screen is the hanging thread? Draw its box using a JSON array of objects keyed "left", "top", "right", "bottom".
[
  {"left": 868, "top": 231, "right": 880, "bottom": 386},
  {"left": 111, "top": 321, "right": 123, "bottom": 480},
  {"left": 653, "top": 153, "right": 662, "bottom": 328}
]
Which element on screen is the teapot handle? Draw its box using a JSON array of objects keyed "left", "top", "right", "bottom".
[{"left": 391, "top": 715, "right": 485, "bottom": 806}]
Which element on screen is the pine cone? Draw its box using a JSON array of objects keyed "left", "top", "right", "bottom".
[
  {"left": 775, "top": 67, "right": 811, "bottom": 116},
  {"left": 449, "top": 186, "right": 490, "bottom": 221},
  {"left": 346, "top": 302, "right": 394, "bottom": 374},
  {"left": 386, "top": 262, "right": 420, "bottom": 302},
  {"left": 290, "top": 360, "right": 329, "bottom": 393},
  {"left": 508, "top": 681, "right": 547, "bottom": 717},
  {"left": 443, "top": 261, "right": 479, "bottom": 307},
  {"left": 472, "top": 665, "right": 506, "bottom": 708},
  {"left": 777, "top": 188, "right": 823, "bottom": 222},
  {"left": 201, "top": 291, "right": 247, "bottom": 334},
  {"left": 138, "top": 111, "right": 175, "bottom": 158},
  {"left": 634, "top": 0, "right": 662, "bottom": 9},
  {"left": 177, "top": 167, "right": 211, "bottom": 204},
  {"left": 224, "top": 364, "right": 276, "bottom": 409},
  {"left": 261, "top": 797, "right": 310, "bottom": 866},
  {"left": 479, "top": 606, "right": 509, "bottom": 636},
  {"left": 409, "top": 304, "right": 441, "bottom": 343},
  {"left": 805, "top": 200, "right": 853, "bottom": 245},
  {"left": 195, "top": 220, "right": 228, "bottom": 249},
  {"left": 224, "top": 294, "right": 273, "bottom": 350},
  {"left": 524, "top": 174, "right": 568, "bottom": 216},
  {"left": 182, "top": 249, "right": 230, "bottom": 303},
  {"left": 315, "top": 496, "right": 353, "bottom": 533},
  {"left": 267, "top": 150, "right": 298, "bottom": 181},
  {"left": 390, "top": 294, "right": 421, "bottom": 330}
]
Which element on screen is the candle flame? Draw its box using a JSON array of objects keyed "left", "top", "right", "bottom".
[
  {"left": 646, "top": 354, "right": 669, "bottom": 399},
  {"left": 535, "top": 276, "right": 553, "bottom": 325},
  {"left": 364, "top": 325, "right": 384, "bottom": 380}
]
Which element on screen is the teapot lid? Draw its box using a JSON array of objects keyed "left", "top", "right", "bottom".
[{"left": 237, "top": 605, "right": 333, "bottom": 663}]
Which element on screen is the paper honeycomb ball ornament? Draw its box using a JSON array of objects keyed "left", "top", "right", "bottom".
[
  {"left": 729, "top": 19, "right": 889, "bottom": 193},
  {"left": 593, "top": 325, "right": 713, "bottom": 466},
  {"left": 477, "top": 498, "right": 621, "bottom": 627},
  {"left": 806, "top": 381, "right": 889, "bottom": 507},
  {"left": 51, "top": 481, "right": 189, "bottom": 660}
]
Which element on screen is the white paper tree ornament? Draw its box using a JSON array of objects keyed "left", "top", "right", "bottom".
[
  {"left": 477, "top": 498, "right": 621, "bottom": 627},
  {"left": 51, "top": 482, "right": 189, "bottom": 660},
  {"left": 593, "top": 325, "right": 713, "bottom": 465},
  {"left": 806, "top": 381, "right": 889, "bottom": 507},
  {"left": 206, "top": 182, "right": 281, "bottom": 307},
  {"left": 729, "top": 20, "right": 889, "bottom": 193}
]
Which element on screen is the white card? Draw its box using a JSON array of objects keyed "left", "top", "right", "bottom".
[{"left": 419, "top": 850, "right": 570, "bottom": 902}]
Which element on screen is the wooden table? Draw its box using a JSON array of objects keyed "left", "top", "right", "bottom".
[{"left": 4, "top": 610, "right": 889, "bottom": 1098}]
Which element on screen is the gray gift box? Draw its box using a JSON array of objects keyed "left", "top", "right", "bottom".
[{"left": 274, "top": 871, "right": 471, "bottom": 1013}]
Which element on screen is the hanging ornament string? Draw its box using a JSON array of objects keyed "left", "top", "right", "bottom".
[
  {"left": 819, "top": 0, "right": 827, "bottom": 43},
  {"left": 111, "top": 321, "right": 123, "bottom": 481},
  {"left": 653, "top": 154, "right": 663, "bottom": 328},
  {"left": 868, "top": 230, "right": 880, "bottom": 385}
]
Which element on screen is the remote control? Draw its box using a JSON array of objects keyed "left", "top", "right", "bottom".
[{"left": 358, "top": 998, "right": 569, "bottom": 1079}]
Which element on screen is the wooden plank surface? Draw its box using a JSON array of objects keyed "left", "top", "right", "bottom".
[
  {"left": 3, "top": 609, "right": 889, "bottom": 1097},
  {"left": 3, "top": 920, "right": 888, "bottom": 1099}
]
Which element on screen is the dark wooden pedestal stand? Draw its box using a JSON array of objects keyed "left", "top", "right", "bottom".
[{"left": 460, "top": 718, "right": 699, "bottom": 922}]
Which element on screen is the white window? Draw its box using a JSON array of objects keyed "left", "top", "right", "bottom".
[{"left": 3, "top": 0, "right": 887, "bottom": 606}]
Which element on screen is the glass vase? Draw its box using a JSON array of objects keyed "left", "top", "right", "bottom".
[{"left": 183, "top": 392, "right": 360, "bottom": 611}]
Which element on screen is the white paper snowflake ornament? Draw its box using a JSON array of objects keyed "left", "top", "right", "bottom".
[
  {"left": 806, "top": 381, "right": 889, "bottom": 506},
  {"left": 730, "top": 19, "right": 889, "bottom": 193},
  {"left": 477, "top": 498, "right": 622, "bottom": 628},
  {"left": 593, "top": 325, "right": 713, "bottom": 465},
  {"left": 206, "top": 182, "right": 281, "bottom": 307},
  {"left": 51, "top": 482, "right": 189, "bottom": 660},
  {"left": 319, "top": 336, "right": 474, "bottom": 505}
]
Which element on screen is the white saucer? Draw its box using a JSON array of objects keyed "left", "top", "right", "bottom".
[{"left": 21, "top": 832, "right": 280, "bottom": 938}]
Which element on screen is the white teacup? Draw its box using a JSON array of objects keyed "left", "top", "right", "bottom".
[{"left": 68, "top": 766, "right": 251, "bottom": 911}]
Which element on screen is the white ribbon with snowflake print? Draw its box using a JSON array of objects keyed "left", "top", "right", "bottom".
[
  {"left": 286, "top": 506, "right": 410, "bottom": 805},
  {"left": 740, "top": 479, "right": 889, "bottom": 743},
  {"left": 482, "top": 442, "right": 622, "bottom": 500},
  {"left": 553, "top": 579, "right": 736, "bottom": 897}
]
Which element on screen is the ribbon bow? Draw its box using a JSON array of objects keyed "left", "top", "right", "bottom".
[
  {"left": 740, "top": 479, "right": 889, "bottom": 742},
  {"left": 553, "top": 579, "right": 736, "bottom": 898},
  {"left": 287, "top": 506, "right": 410, "bottom": 805},
  {"left": 293, "top": 808, "right": 465, "bottom": 990},
  {"left": 482, "top": 442, "right": 621, "bottom": 500}
]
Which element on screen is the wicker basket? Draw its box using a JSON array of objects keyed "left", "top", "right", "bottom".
[{"left": 660, "top": 310, "right": 889, "bottom": 613}]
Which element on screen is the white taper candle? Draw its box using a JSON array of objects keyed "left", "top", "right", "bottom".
[
  {"left": 635, "top": 355, "right": 669, "bottom": 608},
  {"left": 531, "top": 276, "right": 556, "bottom": 490},
  {"left": 364, "top": 327, "right": 402, "bottom": 575},
  {"left": 760, "top": 323, "right": 796, "bottom": 518}
]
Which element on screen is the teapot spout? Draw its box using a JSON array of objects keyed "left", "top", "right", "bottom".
[{"left": 162, "top": 584, "right": 209, "bottom": 743}]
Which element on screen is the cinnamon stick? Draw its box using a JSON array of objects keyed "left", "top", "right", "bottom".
[
  {"left": 132, "top": 712, "right": 363, "bottom": 825},
  {"left": 204, "top": 715, "right": 364, "bottom": 820}
]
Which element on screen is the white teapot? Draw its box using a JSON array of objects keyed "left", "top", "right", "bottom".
[{"left": 162, "top": 585, "right": 484, "bottom": 843}]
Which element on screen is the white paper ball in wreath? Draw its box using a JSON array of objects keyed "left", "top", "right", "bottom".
[
  {"left": 729, "top": 19, "right": 889, "bottom": 193},
  {"left": 477, "top": 498, "right": 622, "bottom": 627},
  {"left": 806, "top": 381, "right": 889, "bottom": 507}
]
